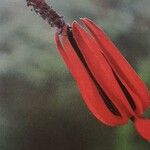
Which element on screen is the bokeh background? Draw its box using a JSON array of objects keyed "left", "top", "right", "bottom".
[{"left": 0, "top": 0, "right": 150, "bottom": 149}]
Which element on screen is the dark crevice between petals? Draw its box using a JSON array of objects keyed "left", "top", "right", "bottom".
[
  {"left": 113, "top": 71, "right": 136, "bottom": 110},
  {"left": 67, "top": 27, "right": 121, "bottom": 116},
  {"left": 101, "top": 53, "right": 136, "bottom": 111},
  {"left": 89, "top": 32, "right": 137, "bottom": 112}
]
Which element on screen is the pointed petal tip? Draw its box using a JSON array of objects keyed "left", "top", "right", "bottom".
[
  {"left": 79, "top": 17, "right": 89, "bottom": 21},
  {"left": 134, "top": 117, "right": 150, "bottom": 141},
  {"left": 80, "top": 18, "right": 99, "bottom": 30},
  {"left": 72, "top": 20, "right": 77, "bottom": 24},
  {"left": 72, "top": 20, "right": 84, "bottom": 34},
  {"left": 80, "top": 17, "right": 92, "bottom": 23},
  {"left": 72, "top": 20, "right": 80, "bottom": 28}
]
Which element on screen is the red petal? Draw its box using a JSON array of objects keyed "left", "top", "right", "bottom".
[
  {"left": 81, "top": 18, "right": 150, "bottom": 111},
  {"left": 55, "top": 30, "right": 129, "bottom": 126},
  {"left": 134, "top": 117, "right": 150, "bottom": 141},
  {"left": 72, "top": 21, "right": 135, "bottom": 116},
  {"left": 55, "top": 33, "right": 71, "bottom": 72}
]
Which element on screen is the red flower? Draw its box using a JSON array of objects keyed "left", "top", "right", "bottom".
[
  {"left": 55, "top": 19, "right": 150, "bottom": 141},
  {"left": 26, "top": 0, "right": 150, "bottom": 141}
]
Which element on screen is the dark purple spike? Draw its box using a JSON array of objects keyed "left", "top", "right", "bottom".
[{"left": 26, "top": 0, "right": 66, "bottom": 33}]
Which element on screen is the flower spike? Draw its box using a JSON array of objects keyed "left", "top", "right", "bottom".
[{"left": 26, "top": 0, "right": 150, "bottom": 141}]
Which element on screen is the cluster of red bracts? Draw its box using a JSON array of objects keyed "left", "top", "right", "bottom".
[
  {"left": 55, "top": 18, "right": 150, "bottom": 141},
  {"left": 26, "top": 0, "right": 150, "bottom": 141}
]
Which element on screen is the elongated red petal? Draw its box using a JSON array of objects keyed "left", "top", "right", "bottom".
[
  {"left": 81, "top": 18, "right": 150, "bottom": 111},
  {"left": 55, "top": 29, "right": 129, "bottom": 126},
  {"left": 72, "top": 22, "right": 137, "bottom": 116},
  {"left": 134, "top": 117, "right": 150, "bottom": 141}
]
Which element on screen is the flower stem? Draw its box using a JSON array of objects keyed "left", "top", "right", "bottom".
[{"left": 26, "top": 0, "right": 66, "bottom": 33}]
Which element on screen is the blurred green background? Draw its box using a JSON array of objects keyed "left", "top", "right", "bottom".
[{"left": 0, "top": 0, "right": 150, "bottom": 149}]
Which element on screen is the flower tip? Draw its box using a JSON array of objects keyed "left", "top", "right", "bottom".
[
  {"left": 80, "top": 18, "right": 96, "bottom": 29},
  {"left": 134, "top": 117, "right": 150, "bottom": 141},
  {"left": 79, "top": 17, "right": 86, "bottom": 21},
  {"left": 72, "top": 20, "right": 79, "bottom": 27},
  {"left": 72, "top": 20, "right": 83, "bottom": 32},
  {"left": 80, "top": 17, "right": 89, "bottom": 21},
  {"left": 80, "top": 17, "right": 92, "bottom": 23}
]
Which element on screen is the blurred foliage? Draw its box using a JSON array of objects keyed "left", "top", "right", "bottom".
[{"left": 0, "top": 0, "right": 150, "bottom": 150}]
